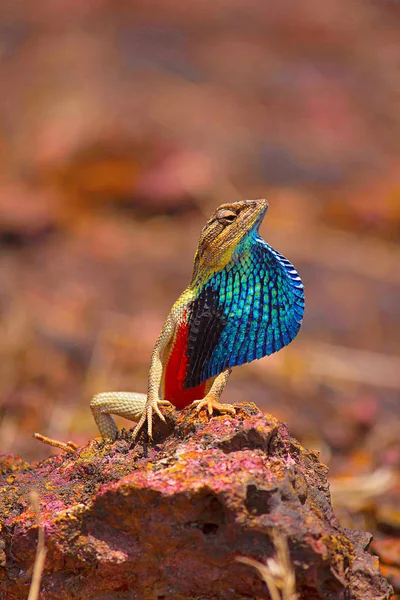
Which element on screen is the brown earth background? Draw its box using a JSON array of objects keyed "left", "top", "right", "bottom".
[{"left": 0, "top": 0, "right": 399, "bottom": 594}]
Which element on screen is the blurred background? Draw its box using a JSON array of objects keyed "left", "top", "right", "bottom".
[{"left": 0, "top": 0, "right": 399, "bottom": 592}]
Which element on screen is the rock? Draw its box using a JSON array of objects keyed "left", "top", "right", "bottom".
[{"left": 0, "top": 403, "right": 393, "bottom": 600}]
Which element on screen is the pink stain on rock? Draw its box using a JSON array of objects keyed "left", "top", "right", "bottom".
[{"left": 0, "top": 402, "right": 392, "bottom": 599}]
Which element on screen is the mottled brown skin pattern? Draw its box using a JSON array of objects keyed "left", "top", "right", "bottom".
[{"left": 90, "top": 199, "right": 268, "bottom": 440}]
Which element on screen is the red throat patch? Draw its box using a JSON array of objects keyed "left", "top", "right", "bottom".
[{"left": 164, "top": 317, "right": 206, "bottom": 409}]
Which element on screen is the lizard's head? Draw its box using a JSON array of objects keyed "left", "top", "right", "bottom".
[{"left": 191, "top": 199, "right": 268, "bottom": 283}]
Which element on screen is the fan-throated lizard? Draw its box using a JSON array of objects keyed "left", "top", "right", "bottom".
[{"left": 91, "top": 199, "right": 304, "bottom": 440}]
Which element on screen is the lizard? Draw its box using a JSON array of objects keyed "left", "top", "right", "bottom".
[{"left": 90, "top": 198, "right": 305, "bottom": 441}]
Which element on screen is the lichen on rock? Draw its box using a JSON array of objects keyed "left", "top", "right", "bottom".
[{"left": 0, "top": 403, "right": 393, "bottom": 599}]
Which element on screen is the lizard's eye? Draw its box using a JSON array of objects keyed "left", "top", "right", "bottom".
[{"left": 216, "top": 209, "right": 237, "bottom": 225}]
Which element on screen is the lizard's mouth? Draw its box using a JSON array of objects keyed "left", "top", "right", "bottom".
[{"left": 241, "top": 198, "right": 269, "bottom": 232}]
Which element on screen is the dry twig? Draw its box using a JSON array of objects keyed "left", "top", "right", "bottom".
[
  {"left": 236, "top": 530, "right": 297, "bottom": 600},
  {"left": 33, "top": 433, "right": 78, "bottom": 453},
  {"left": 27, "top": 491, "right": 47, "bottom": 600}
]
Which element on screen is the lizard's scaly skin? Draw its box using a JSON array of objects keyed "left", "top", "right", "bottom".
[{"left": 91, "top": 199, "right": 304, "bottom": 440}]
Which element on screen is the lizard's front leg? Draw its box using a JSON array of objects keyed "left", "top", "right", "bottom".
[
  {"left": 131, "top": 314, "right": 176, "bottom": 440},
  {"left": 91, "top": 316, "right": 175, "bottom": 441},
  {"left": 192, "top": 368, "right": 235, "bottom": 416}
]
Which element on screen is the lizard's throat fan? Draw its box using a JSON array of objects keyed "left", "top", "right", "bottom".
[{"left": 184, "top": 230, "right": 305, "bottom": 389}]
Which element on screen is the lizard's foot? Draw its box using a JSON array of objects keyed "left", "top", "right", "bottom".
[
  {"left": 91, "top": 392, "right": 171, "bottom": 441},
  {"left": 131, "top": 399, "right": 172, "bottom": 440},
  {"left": 192, "top": 394, "right": 236, "bottom": 417}
]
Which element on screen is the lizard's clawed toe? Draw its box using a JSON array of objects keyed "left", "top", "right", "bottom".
[{"left": 192, "top": 396, "right": 236, "bottom": 417}]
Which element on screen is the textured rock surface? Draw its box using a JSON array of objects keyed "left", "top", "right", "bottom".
[{"left": 0, "top": 403, "right": 393, "bottom": 600}]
